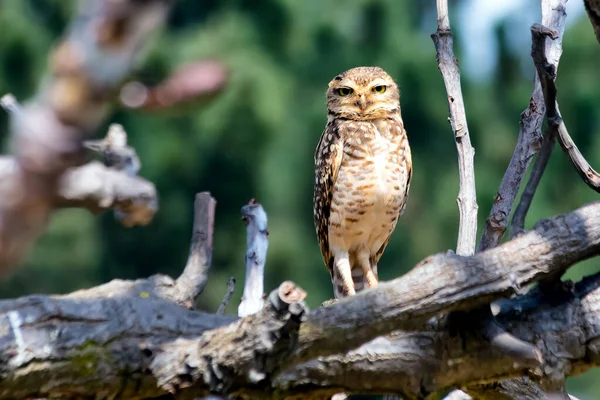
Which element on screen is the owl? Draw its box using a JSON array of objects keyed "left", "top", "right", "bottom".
[{"left": 313, "top": 66, "right": 412, "bottom": 299}]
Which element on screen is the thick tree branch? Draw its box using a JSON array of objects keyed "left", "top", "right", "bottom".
[
  {"left": 275, "top": 274, "right": 600, "bottom": 399},
  {"left": 431, "top": 0, "right": 478, "bottom": 256},
  {"left": 1, "top": 200, "right": 600, "bottom": 398},
  {"left": 0, "top": 0, "right": 172, "bottom": 273}
]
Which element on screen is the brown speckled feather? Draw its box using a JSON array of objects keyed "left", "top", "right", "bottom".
[
  {"left": 313, "top": 121, "right": 343, "bottom": 278},
  {"left": 313, "top": 66, "right": 412, "bottom": 299}
]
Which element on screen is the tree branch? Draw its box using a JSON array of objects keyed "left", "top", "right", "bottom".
[
  {"left": 1, "top": 200, "right": 600, "bottom": 398},
  {"left": 274, "top": 274, "right": 600, "bottom": 399},
  {"left": 530, "top": 20, "right": 600, "bottom": 195},
  {"left": 217, "top": 277, "right": 236, "bottom": 315},
  {"left": 0, "top": 158, "right": 158, "bottom": 226},
  {"left": 238, "top": 199, "right": 269, "bottom": 317},
  {"left": 0, "top": 0, "right": 172, "bottom": 273},
  {"left": 431, "top": 0, "right": 478, "bottom": 256},
  {"left": 173, "top": 192, "right": 216, "bottom": 308}
]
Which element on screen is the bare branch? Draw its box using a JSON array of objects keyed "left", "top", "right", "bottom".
[
  {"left": 0, "top": 0, "right": 172, "bottom": 273},
  {"left": 0, "top": 159, "right": 157, "bottom": 225},
  {"left": 481, "top": 0, "right": 567, "bottom": 248},
  {"left": 511, "top": 130, "right": 556, "bottom": 238},
  {"left": 173, "top": 192, "right": 216, "bottom": 308},
  {"left": 287, "top": 201, "right": 600, "bottom": 366},
  {"left": 2, "top": 217, "right": 600, "bottom": 398},
  {"left": 276, "top": 271, "right": 600, "bottom": 399},
  {"left": 217, "top": 277, "right": 236, "bottom": 315},
  {"left": 431, "top": 0, "right": 478, "bottom": 256},
  {"left": 238, "top": 199, "right": 269, "bottom": 317},
  {"left": 510, "top": 3, "right": 570, "bottom": 238}
]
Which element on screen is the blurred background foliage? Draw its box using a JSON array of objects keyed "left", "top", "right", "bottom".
[{"left": 1, "top": 0, "right": 599, "bottom": 397}]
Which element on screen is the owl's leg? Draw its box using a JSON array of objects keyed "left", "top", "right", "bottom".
[
  {"left": 357, "top": 252, "right": 378, "bottom": 288},
  {"left": 333, "top": 252, "right": 355, "bottom": 297}
]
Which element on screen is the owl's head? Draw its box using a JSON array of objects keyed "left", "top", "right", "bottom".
[{"left": 326, "top": 66, "right": 400, "bottom": 120}]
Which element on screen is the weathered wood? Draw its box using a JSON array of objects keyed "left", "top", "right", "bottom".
[
  {"left": 1, "top": 198, "right": 600, "bottom": 398},
  {"left": 238, "top": 200, "right": 269, "bottom": 317},
  {"left": 430, "top": 0, "right": 478, "bottom": 256},
  {"left": 173, "top": 192, "right": 217, "bottom": 308},
  {"left": 275, "top": 274, "right": 600, "bottom": 399}
]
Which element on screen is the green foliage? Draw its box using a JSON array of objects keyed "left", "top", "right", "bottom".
[{"left": 1, "top": 0, "right": 600, "bottom": 397}]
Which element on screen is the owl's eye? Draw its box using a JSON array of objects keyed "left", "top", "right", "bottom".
[
  {"left": 372, "top": 85, "right": 387, "bottom": 93},
  {"left": 338, "top": 87, "right": 353, "bottom": 96}
]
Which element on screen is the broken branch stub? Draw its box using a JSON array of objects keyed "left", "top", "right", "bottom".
[{"left": 238, "top": 199, "right": 269, "bottom": 318}]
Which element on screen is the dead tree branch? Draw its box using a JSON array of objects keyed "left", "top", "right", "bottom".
[
  {"left": 238, "top": 199, "right": 269, "bottom": 317},
  {"left": 0, "top": 0, "right": 172, "bottom": 273},
  {"left": 431, "top": 0, "right": 478, "bottom": 256},
  {"left": 217, "top": 277, "right": 236, "bottom": 315},
  {"left": 0, "top": 158, "right": 157, "bottom": 226},
  {"left": 275, "top": 273, "right": 600, "bottom": 399},
  {"left": 1, "top": 200, "right": 600, "bottom": 398},
  {"left": 432, "top": 0, "right": 538, "bottom": 384},
  {"left": 173, "top": 192, "right": 216, "bottom": 308}
]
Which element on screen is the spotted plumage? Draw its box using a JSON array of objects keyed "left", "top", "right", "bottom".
[{"left": 313, "top": 66, "right": 412, "bottom": 299}]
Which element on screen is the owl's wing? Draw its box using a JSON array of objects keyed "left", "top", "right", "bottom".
[{"left": 313, "top": 122, "right": 344, "bottom": 277}]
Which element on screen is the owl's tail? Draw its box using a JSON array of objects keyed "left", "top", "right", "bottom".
[{"left": 332, "top": 262, "right": 378, "bottom": 300}]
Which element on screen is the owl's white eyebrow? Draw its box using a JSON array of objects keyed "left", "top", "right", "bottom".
[{"left": 370, "top": 80, "right": 388, "bottom": 87}]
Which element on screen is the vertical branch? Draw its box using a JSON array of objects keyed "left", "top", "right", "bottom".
[
  {"left": 509, "top": 0, "right": 568, "bottom": 238},
  {"left": 431, "top": 0, "right": 478, "bottom": 256},
  {"left": 431, "top": 3, "right": 542, "bottom": 399},
  {"left": 0, "top": 0, "right": 172, "bottom": 273},
  {"left": 217, "top": 277, "right": 236, "bottom": 315},
  {"left": 238, "top": 199, "right": 269, "bottom": 318},
  {"left": 175, "top": 192, "right": 216, "bottom": 308}
]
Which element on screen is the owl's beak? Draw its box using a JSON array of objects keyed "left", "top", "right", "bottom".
[{"left": 356, "top": 94, "right": 369, "bottom": 110}]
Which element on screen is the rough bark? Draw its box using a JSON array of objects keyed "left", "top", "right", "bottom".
[
  {"left": 0, "top": 202, "right": 599, "bottom": 398},
  {"left": 431, "top": 0, "right": 478, "bottom": 256}
]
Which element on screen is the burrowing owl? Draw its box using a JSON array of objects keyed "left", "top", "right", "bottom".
[{"left": 313, "top": 66, "right": 412, "bottom": 299}]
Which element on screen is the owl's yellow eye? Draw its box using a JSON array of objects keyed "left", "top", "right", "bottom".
[
  {"left": 338, "top": 87, "right": 353, "bottom": 96},
  {"left": 372, "top": 85, "right": 387, "bottom": 93}
]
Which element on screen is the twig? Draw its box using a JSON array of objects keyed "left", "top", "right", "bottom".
[
  {"left": 480, "top": 71, "right": 545, "bottom": 247},
  {"left": 431, "top": 0, "right": 478, "bottom": 256},
  {"left": 217, "top": 277, "right": 236, "bottom": 315},
  {"left": 0, "top": 0, "right": 171, "bottom": 273},
  {"left": 510, "top": 130, "right": 555, "bottom": 237},
  {"left": 174, "top": 192, "right": 216, "bottom": 308},
  {"left": 238, "top": 199, "right": 269, "bottom": 318}
]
